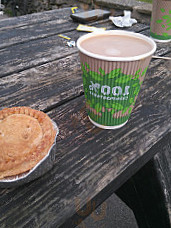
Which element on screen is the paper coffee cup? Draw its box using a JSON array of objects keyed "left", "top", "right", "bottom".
[
  {"left": 77, "top": 30, "right": 156, "bottom": 129},
  {"left": 150, "top": 0, "right": 171, "bottom": 42}
]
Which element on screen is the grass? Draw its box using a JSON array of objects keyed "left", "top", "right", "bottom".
[{"left": 137, "top": 0, "right": 152, "bottom": 3}]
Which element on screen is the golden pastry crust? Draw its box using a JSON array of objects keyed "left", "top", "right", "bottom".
[{"left": 0, "top": 107, "right": 56, "bottom": 179}]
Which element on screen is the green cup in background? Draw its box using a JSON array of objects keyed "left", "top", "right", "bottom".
[{"left": 150, "top": 0, "right": 171, "bottom": 42}]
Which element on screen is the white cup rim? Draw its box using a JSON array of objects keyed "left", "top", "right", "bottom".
[{"left": 77, "top": 30, "right": 157, "bottom": 62}]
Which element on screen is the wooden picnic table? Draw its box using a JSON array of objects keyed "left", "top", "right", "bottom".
[{"left": 0, "top": 7, "right": 171, "bottom": 228}]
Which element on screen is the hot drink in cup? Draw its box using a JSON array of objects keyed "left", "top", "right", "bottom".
[{"left": 77, "top": 30, "right": 156, "bottom": 129}]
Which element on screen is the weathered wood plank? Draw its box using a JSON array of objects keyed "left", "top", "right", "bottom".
[
  {"left": 0, "top": 22, "right": 151, "bottom": 78},
  {"left": 0, "top": 11, "right": 148, "bottom": 50},
  {"left": 0, "top": 32, "right": 79, "bottom": 78},
  {"left": 0, "top": 57, "right": 170, "bottom": 228},
  {"left": 0, "top": 16, "right": 79, "bottom": 49},
  {"left": 0, "top": 16, "right": 113, "bottom": 49},
  {"left": 0, "top": 8, "right": 72, "bottom": 31},
  {"left": 0, "top": 19, "right": 148, "bottom": 53},
  {"left": 153, "top": 142, "right": 171, "bottom": 224},
  {"left": 0, "top": 53, "right": 83, "bottom": 110},
  {"left": 0, "top": 50, "right": 170, "bottom": 111}
]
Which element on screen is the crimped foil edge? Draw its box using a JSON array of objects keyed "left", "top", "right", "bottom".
[{"left": 0, "top": 120, "right": 59, "bottom": 187}]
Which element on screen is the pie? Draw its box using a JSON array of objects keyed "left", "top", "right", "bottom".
[{"left": 0, "top": 107, "right": 57, "bottom": 179}]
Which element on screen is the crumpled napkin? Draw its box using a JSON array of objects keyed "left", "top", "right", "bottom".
[{"left": 109, "top": 11, "right": 137, "bottom": 28}]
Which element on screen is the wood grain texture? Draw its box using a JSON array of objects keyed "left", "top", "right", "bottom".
[
  {"left": 0, "top": 17, "right": 78, "bottom": 49},
  {"left": 0, "top": 21, "right": 149, "bottom": 78},
  {"left": 0, "top": 53, "right": 83, "bottom": 110},
  {"left": 0, "top": 50, "right": 170, "bottom": 111},
  {"left": 0, "top": 8, "right": 72, "bottom": 31},
  {"left": 153, "top": 141, "right": 171, "bottom": 224},
  {"left": 0, "top": 8, "right": 171, "bottom": 228},
  {"left": 0, "top": 7, "right": 149, "bottom": 48},
  {"left": 0, "top": 57, "right": 170, "bottom": 228},
  {"left": 0, "top": 16, "right": 112, "bottom": 50}
]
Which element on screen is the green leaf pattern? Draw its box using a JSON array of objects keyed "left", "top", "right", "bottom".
[
  {"left": 112, "top": 103, "right": 123, "bottom": 110},
  {"left": 108, "top": 68, "right": 121, "bottom": 78},
  {"left": 115, "top": 75, "right": 132, "bottom": 83},
  {"left": 81, "top": 62, "right": 148, "bottom": 122},
  {"left": 99, "top": 67, "right": 105, "bottom": 76},
  {"left": 155, "top": 8, "right": 171, "bottom": 35}
]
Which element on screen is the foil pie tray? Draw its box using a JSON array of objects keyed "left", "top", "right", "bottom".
[{"left": 0, "top": 121, "right": 59, "bottom": 188}]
